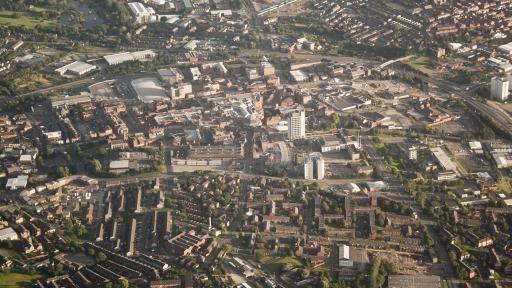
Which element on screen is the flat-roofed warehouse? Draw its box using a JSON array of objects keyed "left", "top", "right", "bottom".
[
  {"left": 387, "top": 275, "right": 441, "bottom": 288},
  {"left": 55, "top": 61, "right": 96, "bottom": 76},
  {"left": 498, "top": 42, "right": 512, "bottom": 55},
  {"left": 430, "top": 147, "right": 457, "bottom": 172},
  {"left": 51, "top": 94, "right": 92, "bottom": 108},
  {"left": 131, "top": 77, "right": 169, "bottom": 103},
  {"left": 103, "top": 50, "right": 155, "bottom": 66},
  {"left": 187, "top": 145, "right": 244, "bottom": 160}
]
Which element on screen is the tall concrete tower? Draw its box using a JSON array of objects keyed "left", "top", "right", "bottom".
[
  {"left": 491, "top": 76, "right": 509, "bottom": 102},
  {"left": 288, "top": 107, "right": 306, "bottom": 140}
]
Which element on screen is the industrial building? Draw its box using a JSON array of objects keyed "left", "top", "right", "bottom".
[
  {"left": 0, "top": 227, "right": 19, "bottom": 241},
  {"left": 158, "top": 67, "right": 184, "bottom": 85},
  {"left": 289, "top": 70, "right": 309, "bottom": 82},
  {"left": 55, "top": 61, "right": 96, "bottom": 76},
  {"left": 387, "top": 275, "right": 442, "bottom": 288},
  {"left": 498, "top": 42, "right": 512, "bottom": 56},
  {"left": 131, "top": 78, "right": 169, "bottom": 103},
  {"left": 103, "top": 50, "right": 156, "bottom": 66},
  {"left": 430, "top": 147, "right": 458, "bottom": 173},
  {"left": 5, "top": 175, "right": 28, "bottom": 190}
]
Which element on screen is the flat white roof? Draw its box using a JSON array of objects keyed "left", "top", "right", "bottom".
[
  {"left": 290, "top": 70, "right": 308, "bottom": 81},
  {"left": 55, "top": 61, "right": 96, "bottom": 75},
  {"left": 339, "top": 244, "right": 350, "bottom": 260},
  {"left": 44, "top": 131, "right": 62, "bottom": 138},
  {"left": 430, "top": 147, "right": 457, "bottom": 172},
  {"left": 128, "top": 2, "right": 153, "bottom": 15},
  {"left": 110, "top": 160, "right": 130, "bottom": 169},
  {"left": 498, "top": 42, "right": 512, "bottom": 54},
  {"left": 468, "top": 141, "right": 482, "bottom": 150},
  {"left": 103, "top": 50, "right": 155, "bottom": 65},
  {"left": 6, "top": 175, "right": 28, "bottom": 190},
  {"left": 104, "top": 52, "right": 134, "bottom": 65},
  {"left": 0, "top": 227, "right": 18, "bottom": 239}
]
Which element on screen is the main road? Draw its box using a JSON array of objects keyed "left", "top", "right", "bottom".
[{"left": 97, "top": 171, "right": 376, "bottom": 186}]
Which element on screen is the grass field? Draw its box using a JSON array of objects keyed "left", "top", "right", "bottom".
[
  {"left": 0, "top": 11, "right": 56, "bottom": 28},
  {"left": 402, "top": 56, "right": 437, "bottom": 74},
  {"left": 0, "top": 272, "right": 42, "bottom": 288},
  {"left": 262, "top": 256, "right": 304, "bottom": 274}
]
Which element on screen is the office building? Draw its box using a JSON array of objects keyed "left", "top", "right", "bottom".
[
  {"left": 304, "top": 152, "right": 324, "bottom": 180},
  {"left": 127, "top": 2, "right": 156, "bottom": 24},
  {"left": 491, "top": 76, "right": 509, "bottom": 102},
  {"left": 288, "top": 108, "right": 306, "bottom": 140}
]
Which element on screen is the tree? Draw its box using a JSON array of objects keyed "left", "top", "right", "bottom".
[
  {"left": 36, "top": 156, "right": 44, "bottom": 168},
  {"left": 416, "top": 191, "right": 427, "bottom": 209},
  {"left": 87, "top": 159, "right": 102, "bottom": 174},
  {"left": 497, "top": 199, "right": 507, "bottom": 208},
  {"left": 376, "top": 213, "right": 385, "bottom": 227},
  {"left": 370, "top": 256, "right": 382, "bottom": 288},
  {"left": 115, "top": 278, "right": 129, "bottom": 288},
  {"left": 55, "top": 263, "right": 64, "bottom": 274},
  {"left": 55, "top": 166, "right": 70, "bottom": 178},
  {"left": 482, "top": 126, "right": 495, "bottom": 140},
  {"left": 330, "top": 113, "right": 340, "bottom": 128},
  {"left": 96, "top": 251, "right": 107, "bottom": 262},
  {"left": 298, "top": 268, "right": 310, "bottom": 279}
]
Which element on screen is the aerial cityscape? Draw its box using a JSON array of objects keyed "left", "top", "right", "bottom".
[{"left": 0, "top": 0, "right": 512, "bottom": 287}]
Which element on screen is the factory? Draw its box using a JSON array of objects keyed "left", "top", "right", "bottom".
[
  {"left": 131, "top": 78, "right": 170, "bottom": 103},
  {"left": 55, "top": 61, "right": 97, "bottom": 76},
  {"left": 103, "top": 50, "right": 156, "bottom": 66}
]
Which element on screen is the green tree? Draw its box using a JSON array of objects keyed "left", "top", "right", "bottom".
[
  {"left": 370, "top": 256, "right": 382, "bottom": 288},
  {"left": 36, "top": 156, "right": 44, "bottom": 168},
  {"left": 55, "top": 166, "right": 70, "bottom": 178},
  {"left": 55, "top": 263, "right": 64, "bottom": 274},
  {"left": 87, "top": 159, "right": 102, "bottom": 174},
  {"left": 96, "top": 251, "right": 107, "bottom": 262},
  {"left": 482, "top": 126, "right": 495, "bottom": 140},
  {"left": 115, "top": 278, "right": 129, "bottom": 288}
]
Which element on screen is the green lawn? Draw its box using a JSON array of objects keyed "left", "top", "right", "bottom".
[
  {"left": 0, "top": 272, "right": 42, "bottom": 288},
  {"left": 0, "top": 11, "right": 56, "bottom": 28},
  {"left": 403, "top": 56, "right": 437, "bottom": 74},
  {"left": 262, "top": 256, "right": 304, "bottom": 274}
]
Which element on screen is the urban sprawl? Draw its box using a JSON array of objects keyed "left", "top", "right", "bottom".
[{"left": 1, "top": 0, "right": 512, "bottom": 287}]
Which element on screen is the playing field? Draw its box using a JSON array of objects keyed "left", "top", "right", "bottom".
[
  {"left": 0, "top": 272, "right": 42, "bottom": 288},
  {"left": 0, "top": 11, "right": 56, "bottom": 28}
]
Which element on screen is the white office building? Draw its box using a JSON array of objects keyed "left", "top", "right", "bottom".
[
  {"left": 128, "top": 2, "right": 156, "bottom": 24},
  {"left": 491, "top": 76, "right": 509, "bottom": 102},
  {"left": 304, "top": 152, "right": 324, "bottom": 180},
  {"left": 287, "top": 107, "right": 306, "bottom": 140},
  {"left": 339, "top": 244, "right": 354, "bottom": 267}
]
